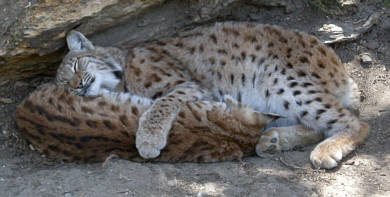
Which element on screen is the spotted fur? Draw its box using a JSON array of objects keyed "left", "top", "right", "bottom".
[{"left": 56, "top": 22, "right": 370, "bottom": 169}]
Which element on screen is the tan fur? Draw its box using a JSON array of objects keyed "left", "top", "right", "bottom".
[
  {"left": 15, "top": 83, "right": 278, "bottom": 163},
  {"left": 55, "top": 22, "right": 370, "bottom": 169}
]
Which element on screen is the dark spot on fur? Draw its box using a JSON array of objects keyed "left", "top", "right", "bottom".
[
  {"left": 241, "top": 51, "right": 246, "bottom": 60},
  {"left": 314, "top": 97, "right": 322, "bottom": 102},
  {"left": 284, "top": 101, "right": 290, "bottom": 110},
  {"left": 317, "top": 109, "right": 326, "bottom": 116},
  {"left": 86, "top": 120, "right": 98, "bottom": 128},
  {"left": 297, "top": 70, "right": 307, "bottom": 77},
  {"left": 293, "top": 90, "right": 301, "bottom": 96},
  {"left": 81, "top": 106, "right": 94, "bottom": 114},
  {"left": 281, "top": 68, "right": 286, "bottom": 75},
  {"left": 302, "top": 82, "right": 313, "bottom": 87},
  {"left": 327, "top": 119, "right": 337, "bottom": 125},
  {"left": 252, "top": 73, "right": 257, "bottom": 88},
  {"left": 103, "top": 120, "right": 115, "bottom": 130},
  {"left": 131, "top": 106, "right": 139, "bottom": 115},
  {"left": 277, "top": 89, "right": 284, "bottom": 94},
  {"left": 119, "top": 115, "right": 129, "bottom": 126},
  {"left": 250, "top": 54, "right": 256, "bottom": 62},
  {"left": 305, "top": 100, "right": 313, "bottom": 105},
  {"left": 241, "top": 74, "right": 246, "bottom": 85},
  {"left": 220, "top": 60, "right": 226, "bottom": 66},
  {"left": 144, "top": 82, "right": 152, "bottom": 88},
  {"left": 188, "top": 47, "right": 196, "bottom": 54},
  {"left": 265, "top": 89, "right": 270, "bottom": 97},
  {"left": 289, "top": 82, "right": 298, "bottom": 88},
  {"left": 152, "top": 92, "right": 163, "bottom": 99},
  {"left": 230, "top": 74, "right": 234, "bottom": 85},
  {"left": 209, "top": 57, "right": 216, "bottom": 65},
  {"left": 273, "top": 78, "right": 278, "bottom": 85},
  {"left": 311, "top": 72, "right": 321, "bottom": 79},
  {"left": 111, "top": 105, "right": 120, "bottom": 112},
  {"left": 217, "top": 72, "right": 222, "bottom": 80},
  {"left": 310, "top": 39, "right": 318, "bottom": 45},
  {"left": 199, "top": 45, "right": 204, "bottom": 52},
  {"left": 98, "top": 101, "right": 107, "bottom": 106},
  {"left": 318, "top": 47, "right": 327, "bottom": 56},
  {"left": 209, "top": 34, "right": 217, "bottom": 44},
  {"left": 299, "top": 56, "right": 309, "bottom": 64},
  {"left": 178, "top": 111, "right": 186, "bottom": 118},
  {"left": 174, "top": 42, "right": 184, "bottom": 48},
  {"left": 217, "top": 49, "right": 228, "bottom": 55}
]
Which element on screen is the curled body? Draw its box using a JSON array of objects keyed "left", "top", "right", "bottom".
[{"left": 55, "top": 22, "right": 370, "bottom": 168}]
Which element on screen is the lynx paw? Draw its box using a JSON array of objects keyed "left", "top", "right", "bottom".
[
  {"left": 256, "top": 128, "right": 282, "bottom": 157},
  {"left": 136, "top": 102, "right": 179, "bottom": 159},
  {"left": 310, "top": 139, "right": 353, "bottom": 169},
  {"left": 136, "top": 128, "right": 167, "bottom": 159}
]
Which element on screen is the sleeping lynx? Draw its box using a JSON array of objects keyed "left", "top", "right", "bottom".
[{"left": 56, "top": 22, "right": 369, "bottom": 169}]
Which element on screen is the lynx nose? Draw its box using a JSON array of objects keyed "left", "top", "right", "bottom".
[{"left": 76, "top": 81, "right": 83, "bottom": 89}]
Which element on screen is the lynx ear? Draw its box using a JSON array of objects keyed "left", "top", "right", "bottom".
[{"left": 66, "top": 30, "right": 95, "bottom": 51}]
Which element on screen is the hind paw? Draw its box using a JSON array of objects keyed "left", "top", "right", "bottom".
[{"left": 256, "top": 128, "right": 282, "bottom": 157}]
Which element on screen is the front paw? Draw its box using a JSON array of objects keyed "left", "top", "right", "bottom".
[
  {"left": 310, "top": 138, "right": 353, "bottom": 169},
  {"left": 135, "top": 102, "right": 179, "bottom": 159},
  {"left": 136, "top": 125, "right": 167, "bottom": 159},
  {"left": 256, "top": 128, "right": 282, "bottom": 157}
]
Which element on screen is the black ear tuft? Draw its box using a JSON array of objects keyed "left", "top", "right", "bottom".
[{"left": 66, "top": 30, "right": 95, "bottom": 51}]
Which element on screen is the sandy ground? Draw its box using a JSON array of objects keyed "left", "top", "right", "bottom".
[{"left": 0, "top": 2, "right": 389, "bottom": 197}]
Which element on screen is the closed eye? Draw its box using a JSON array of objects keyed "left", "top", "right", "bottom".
[{"left": 73, "top": 59, "right": 80, "bottom": 72}]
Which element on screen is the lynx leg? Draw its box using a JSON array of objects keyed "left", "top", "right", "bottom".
[
  {"left": 255, "top": 125, "right": 324, "bottom": 156},
  {"left": 310, "top": 121, "right": 369, "bottom": 169},
  {"left": 295, "top": 93, "right": 370, "bottom": 169},
  {"left": 136, "top": 82, "right": 208, "bottom": 159}
]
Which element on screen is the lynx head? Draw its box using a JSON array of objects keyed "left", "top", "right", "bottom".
[{"left": 56, "top": 31, "right": 125, "bottom": 96}]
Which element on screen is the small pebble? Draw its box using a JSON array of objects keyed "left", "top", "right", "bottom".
[
  {"left": 360, "top": 54, "right": 373, "bottom": 64},
  {"left": 64, "top": 192, "right": 73, "bottom": 197},
  {"left": 29, "top": 144, "right": 36, "bottom": 151}
]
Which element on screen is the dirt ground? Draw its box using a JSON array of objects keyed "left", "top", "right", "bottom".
[{"left": 1, "top": 2, "right": 390, "bottom": 197}]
